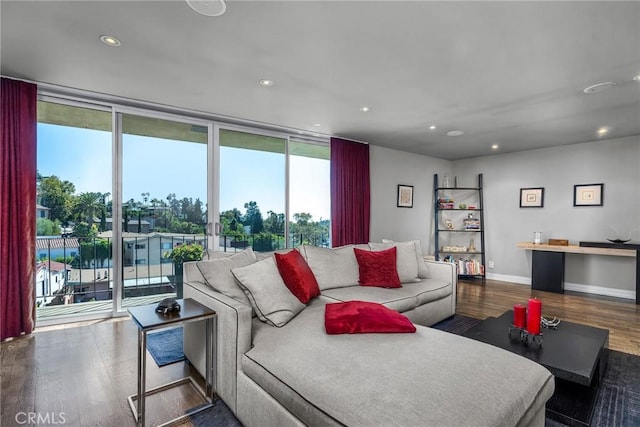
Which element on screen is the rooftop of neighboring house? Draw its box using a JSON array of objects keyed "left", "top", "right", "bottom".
[
  {"left": 36, "top": 237, "right": 80, "bottom": 250},
  {"left": 36, "top": 260, "right": 72, "bottom": 273}
]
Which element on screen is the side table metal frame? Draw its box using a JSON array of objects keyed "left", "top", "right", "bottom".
[{"left": 127, "top": 304, "right": 216, "bottom": 427}]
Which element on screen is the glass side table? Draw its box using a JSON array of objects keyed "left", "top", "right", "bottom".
[{"left": 127, "top": 298, "right": 216, "bottom": 427}]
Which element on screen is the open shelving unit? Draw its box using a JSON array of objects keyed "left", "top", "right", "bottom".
[{"left": 434, "top": 173, "right": 486, "bottom": 280}]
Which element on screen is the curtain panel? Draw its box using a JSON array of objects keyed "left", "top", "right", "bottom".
[
  {"left": 330, "top": 137, "right": 370, "bottom": 247},
  {"left": 1, "top": 77, "right": 37, "bottom": 341}
]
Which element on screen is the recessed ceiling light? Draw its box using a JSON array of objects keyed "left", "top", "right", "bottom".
[
  {"left": 313, "top": 123, "right": 321, "bottom": 127},
  {"left": 491, "top": 144, "right": 499, "bottom": 150},
  {"left": 429, "top": 125, "right": 437, "bottom": 131},
  {"left": 583, "top": 82, "right": 616, "bottom": 94},
  {"left": 597, "top": 127, "right": 610, "bottom": 136},
  {"left": 186, "top": 0, "right": 227, "bottom": 17},
  {"left": 360, "top": 106, "right": 370, "bottom": 112},
  {"left": 100, "top": 35, "right": 121, "bottom": 47},
  {"left": 633, "top": 75, "right": 640, "bottom": 81},
  {"left": 258, "top": 79, "right": 274, "bottom": 87},
  {"left": 446, "top": 130, "right": 464, "bottom": 137}
]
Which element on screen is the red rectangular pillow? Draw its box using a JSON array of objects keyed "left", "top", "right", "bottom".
[
  {"left": 354, "top": 247, "right": 401, "bottom": 288},
  {"left": 325, "top": 301, "right": 416, "bottom": 334}
]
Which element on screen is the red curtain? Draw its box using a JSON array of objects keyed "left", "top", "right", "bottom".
[
  {"left": 330, "top": 137, "right": 370, "bottom": 247},
  {"left": 1, "top": 78, "right": 37, "bottom": 341}
]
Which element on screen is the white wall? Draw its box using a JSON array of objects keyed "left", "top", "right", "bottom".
[
  {"left": 452, "top": 135, "right": 640, "bottom": 299},
  {"left": 369, "top": 145, "right": 451, "bottom": 255}
]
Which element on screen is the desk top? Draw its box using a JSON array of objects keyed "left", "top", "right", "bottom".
[
  {"left": 128, "top": 298, "right": 216, "bottom": 331},
  {"left": 517, "top": 242, "right": 637, "bottom": 257}
]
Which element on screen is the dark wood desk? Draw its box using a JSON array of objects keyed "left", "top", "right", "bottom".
[{"left": 517, "top": 242, "right": 639, "bottom": 304}]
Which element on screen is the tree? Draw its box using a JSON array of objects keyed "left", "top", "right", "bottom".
[
  {"left": 72, "top": 192, "right": 106, "bottom": 226},
  {"left": 36, "top": 218, "right": 61, "bottom": 236},
  {"left": 264, "top": 210, "right": 285, "bottom": 235},
  {"left": 38, "top": 175, "right": 75, "bottom": 224},
  {"left": 243, "top": 201, "right": 263, "bottom": 234},
  {"left": 73, "top": 222, "right": 98, "bottom": 238}
]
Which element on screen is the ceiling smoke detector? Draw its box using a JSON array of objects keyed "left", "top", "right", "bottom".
[
  {"left": 446, "top": 130, "right": 464, "bottom": 137},
  {"left": 186, "top": 0, "right": 227, "bottom": 17},
  {"left": 583, "top": 82, "right": 616, "bottom": 94}
]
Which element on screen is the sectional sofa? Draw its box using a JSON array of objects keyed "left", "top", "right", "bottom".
[{"left": 183, "top": 242, "right": 554, "bottom": 426}]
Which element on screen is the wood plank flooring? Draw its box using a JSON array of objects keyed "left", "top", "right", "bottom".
[{"left": 1, "top": 280, "right": 638, "bottom": 426}]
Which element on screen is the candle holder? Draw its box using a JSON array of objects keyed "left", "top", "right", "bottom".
[{"left": 508, "top": 324, "right": 543, "bottom": 347}]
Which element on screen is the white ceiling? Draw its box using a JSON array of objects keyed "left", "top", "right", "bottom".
[{"left": 2, "top": 1, "right": 639, "bottom": 160}]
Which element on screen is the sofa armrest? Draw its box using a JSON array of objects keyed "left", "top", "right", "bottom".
[
  {"left": 424, "top": 260, "right": 457, "bottom": 312},
  {"left": 183, "top": 280, "right": 252, "bottom": 413}
]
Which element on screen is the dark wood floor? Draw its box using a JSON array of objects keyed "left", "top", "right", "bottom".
[{"left": 1, "top": 280, "right": 638, "bottom": 426}]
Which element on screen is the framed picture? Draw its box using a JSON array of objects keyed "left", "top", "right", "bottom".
[
  {"left": 520, "top": 187, "right": 544, "bottom": 208},
  {"left": 397, "top": 184, "right": 414, "bottom": 208},
  {"left": 574, "top": 183, "right": 604, "bottom": 206}
]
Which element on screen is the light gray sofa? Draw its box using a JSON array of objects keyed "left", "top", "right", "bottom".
[{"left": 183, "top": 243, "right": 554, "bottom": 427}]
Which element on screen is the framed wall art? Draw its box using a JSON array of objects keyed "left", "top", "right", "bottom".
[
  {"left": 397, "top": 185, "right": 414, "bottom": 208},
  {"left": 574, "top": 183, "right": 604, "bottom": 206},
  {"left": 519, "top": 187, "right": 544, "bottom": 208}
]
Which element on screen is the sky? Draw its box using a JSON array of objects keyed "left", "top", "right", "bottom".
[{"left": 37, "top": 124, "right": 330, "bottom": 221}]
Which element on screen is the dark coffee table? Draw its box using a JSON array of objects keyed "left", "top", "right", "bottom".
[{"left": 462, "top": 311, "right": 608, "bottom": 427}]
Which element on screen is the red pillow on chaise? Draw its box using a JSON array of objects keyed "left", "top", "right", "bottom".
[
  {"left": 274, "top": 249, "right": 320, "bottom": 304},
  {"left": 353, "top": 247, "right": 401, "bottom": 288},
  {"left": 325, "top": 301, "right": 416, "bottom": 334}
]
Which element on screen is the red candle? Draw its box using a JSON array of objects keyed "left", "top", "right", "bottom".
[
  {"left": 513, "top": 304, "right": 526, "bottom": 328},
  {"left": 527, "top": 298, "right": 542, "bottom": 335}
]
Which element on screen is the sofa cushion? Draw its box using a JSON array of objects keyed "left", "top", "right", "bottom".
[
  {"left": 301, "top": 244, "right": 369, "bottom": 291},
  {"left": 232, "top": 256, "right": 305, "bottom": 327},
  {"left": 321, "top": 285, "right": 418, "bottom": 313},
  {"left": 324, "top": 301, "right": 416, "bottom": 334},
  {"left": 244, "top": 305, "right": 555, "bottom": 427},
  {"left": 274, "top": 249, "right": 320, "bottom": 304},
  {"left": 195, "top": 248, "right": 257, "bottom": 306},
  {"left": 354, "top": 247, "right": 401, "bottom": 288},
  {"left": 379, "top": 239, "right": 430, "bottom": 279}
]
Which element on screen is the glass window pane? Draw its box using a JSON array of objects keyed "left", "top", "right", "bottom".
[
  {"left": 122, "top": 114, "right": 208, "bottom": 304},
  {"left": 289, "top": 140, "right": 331, "bottom": 248},
  {"left": 36, "top": 101, "right": 113, "bottom": 321},
  {"left": 219, "top": 129, "right": 286, "bottom": 252}
]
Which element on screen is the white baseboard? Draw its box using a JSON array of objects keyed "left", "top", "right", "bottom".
[
  {"left": 484, "top": 273, "right": 636, "bottom": 301},
  {"left": 486, "top": 272, "right": 530, "bottom": 285}
]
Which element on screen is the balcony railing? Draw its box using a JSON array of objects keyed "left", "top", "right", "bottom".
[{"left": 35, "top": 232, "right": 329, "bottom": 321}]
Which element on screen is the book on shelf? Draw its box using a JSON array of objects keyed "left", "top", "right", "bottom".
[{"left": 441, "top": 257, "right": 484, "bottom": 276}]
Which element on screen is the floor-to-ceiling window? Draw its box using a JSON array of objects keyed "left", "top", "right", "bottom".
[
  {"left": 289, "top": 139, "right": 331, "bottom": 248},
  {"left": 36, "top": 100, "right": 114, "bottom": 322},
  {"left": 35, "top": 93, "right": 329, "bottom": 324}
]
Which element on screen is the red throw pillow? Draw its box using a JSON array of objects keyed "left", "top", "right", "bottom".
[
  {"left": 325, "top": 301, "right": 416, "bottom": 334},
  {"left": 353, "top": 247, "right": 401, "bottom": 288},
  {"left": 274, "top": 250, "right": 320, "bottom": 304}
]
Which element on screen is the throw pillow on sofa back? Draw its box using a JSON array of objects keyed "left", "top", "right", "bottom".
[{"left": 354, "top": 247, "right": 402, "bottom": 288}]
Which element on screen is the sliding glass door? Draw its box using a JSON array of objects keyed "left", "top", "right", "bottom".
[
  {"left": 120, "top": 113, "right": 209, "bottom": 306},
  {"left": 36, "top": 100, "right": 114, "bottom": 322}
]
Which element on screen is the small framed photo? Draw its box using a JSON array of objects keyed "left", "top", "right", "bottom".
[
  {"left": 397, "top": 184, "right": 414, "bottom": 208},
  {"left": 520, "top": 187, "right": 544, "bottom": 208},
  {"left": 574, "top": 183, "right": 604, "bottom": 207}
]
